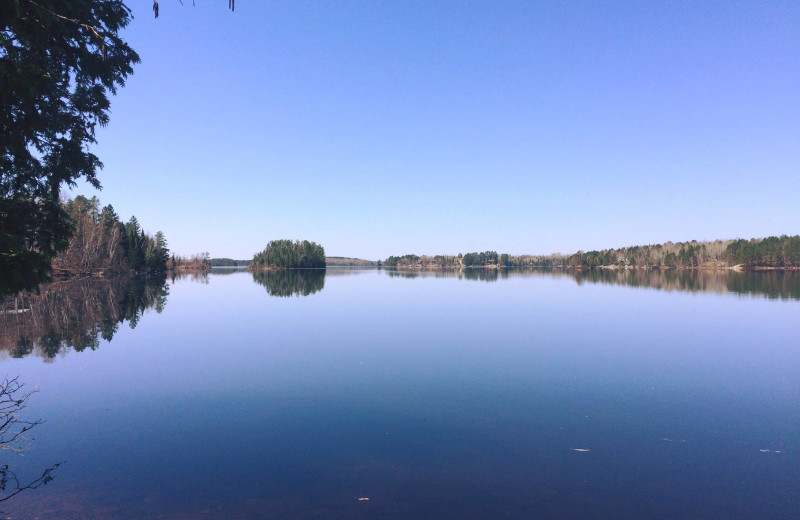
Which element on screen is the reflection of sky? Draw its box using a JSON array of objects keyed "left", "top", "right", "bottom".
[{"left": 5, "top": 271, "right": 799, "bottom": 519}]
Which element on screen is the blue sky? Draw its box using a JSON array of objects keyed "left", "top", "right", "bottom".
[{"left": 72, "top": 1, "right": 799, "bottom": 260}]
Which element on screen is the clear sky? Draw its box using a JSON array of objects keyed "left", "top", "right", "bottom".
[{"left": 71, "top": 1, "right": 799, "bottom": 260}]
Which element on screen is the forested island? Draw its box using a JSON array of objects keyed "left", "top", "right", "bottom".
[
  {"left": 211, "top": 257, "right": 373, "bottom": 268},
  {"left": 384, "top": 235, "right": 800, "bottom": 271},
  {"left": 250, "top": 240, "right": 326, "bottom": 269}
]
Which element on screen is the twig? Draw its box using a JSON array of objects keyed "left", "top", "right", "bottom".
[{"left": 25, "top": 0, "right": 107, "bottom": 59}]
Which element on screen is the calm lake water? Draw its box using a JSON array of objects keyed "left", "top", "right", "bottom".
[{"left": 1, "top": 268, "right": 798, "bottom": 519}]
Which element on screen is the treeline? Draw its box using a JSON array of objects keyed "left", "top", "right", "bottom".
[
  {"left": 565, "top": 240, "right": 730, "bottom": 269},
  {"left": 326, "top": 257, "right": 378, "bottom": 267},
  {"left": 565, "top": 236, "right": 800, "bottom": 269},
  {"left": 464, "top": 251, "right": 499, "bottom": 266},
  {"left": 383, "top": 254, "right": 423, "bottom": 268},
  {"left": 384, "top": 251, "right": 561, "bottom": 268},
  {"left": 726, "top": 236, "right": 800, "bottom": 268},
  {"left": 169, "top": 252, "right": 211, "bottom": 272},
  {"left": 383, "top": 235, "right": 800, "bottom": 270},
  {"left": 209, "top": 257, "right": 251, "bottom": 267},
  {"left": 53, "top": 196, "right": 169, "bottom": 276},
  {"left": 251, "top": 240, "right": 326, "bottom": 269}
]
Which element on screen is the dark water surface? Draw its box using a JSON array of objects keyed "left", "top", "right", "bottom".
[{"left": 1, "top": 269, "right": 798, "bottom": 519}]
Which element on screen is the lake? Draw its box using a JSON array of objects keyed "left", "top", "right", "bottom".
[{"left": 1, "top": 268, "right": 798, "bottom": 519}]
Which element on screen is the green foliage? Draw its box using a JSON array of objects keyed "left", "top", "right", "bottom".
[
  {"left": 0, "top": 197, "right": 73, "bottom": 297},
  {"left": 1, "top": 0, "right": 139, "bottom": 295},
  {"left": 383, "top": 254, "right": 420, "bottom": 268},
  {"left": 251, "top": 240, "right": 326, "bottom": 269},
  {"left": 55, "top": 195, "right": 169, "bottom": 276},
  {"left": 326, "top": 257, "right": 377, "bottom": 267},
  {"left": 562, "top": 236, "right": 800, "bottom": 269},
  {"left": 566, "top": 240, "right": 725, "bottom": 269},
  {"left": 384, "top": 236, "right": 800, "bottom": 271},
  {"left": 462, "top": 251, "right": 498, "bottom": 266},
  {"left": 124, "top": 216, "right": 143, "bottom": 269},
  {"left": 726, "top": 235, "right": 800, "bottom": 268},
  {"left": 208, "top": 258, "right": 251, "bottom": 267},
  {"left": 383, "top": 251, "right": 563, "bottom": 269}
]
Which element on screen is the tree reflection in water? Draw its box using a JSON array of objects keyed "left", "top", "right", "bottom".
[
  {"left": 382, "top": 267, "right": 800, "bottom": 299},
  {"left": 0, "top": 276, "right": 168, "bottom": 361},
  {"left": 169, "top": 270, "right": 209, "bottom": 284},
  {"left": 251, "top": 269, "right": 325, "bottom": 297},
  {"left": 384, "top": 269, "right": 501, "bottom": 281},
  {"left": 571, "top": 268, "right": 800, "bottom": 300}
]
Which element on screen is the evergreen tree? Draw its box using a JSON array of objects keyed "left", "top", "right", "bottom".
[
  {"left": 124, "top": 216, "right": 143, "bottom": 270},
  {"left": 1, "top": 1, "right": 139, "bottom": 295},
  {"left": 252, "top": 240, "right": 326, "bottom": 269}
]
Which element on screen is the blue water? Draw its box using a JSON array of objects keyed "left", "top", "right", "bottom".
[{"left": 1, "top": 269, "right": 798, "bottom": 519}]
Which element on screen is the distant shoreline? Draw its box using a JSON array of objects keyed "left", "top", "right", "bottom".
[{"left": 387, "top": 264, "right": 800, "bottom": 272}]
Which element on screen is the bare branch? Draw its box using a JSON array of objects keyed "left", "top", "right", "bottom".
[
  {"left": 0, "top": 377, "right": 61, "bottom": 505},
  {"left": 0, "top": 462, "right": 63, "bottom": 503}
]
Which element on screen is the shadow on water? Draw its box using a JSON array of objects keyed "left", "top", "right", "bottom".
[
  {"left": 251, "top": 269, "right": 326, "bottom": 297},
  {"left": 0, "top": 276, "right": 169, "bottom": 361},
  {"left": 383, "top": 267, "right": 800, "bottom": 299}
]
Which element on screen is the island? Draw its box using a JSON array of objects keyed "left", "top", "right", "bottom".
[{"left": 249, "top": 240, "right": 326, "bottom": 270}]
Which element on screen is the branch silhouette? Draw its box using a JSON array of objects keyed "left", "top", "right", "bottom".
[{"left": 0, "top": 377, "right": 62, "bottom": 507}]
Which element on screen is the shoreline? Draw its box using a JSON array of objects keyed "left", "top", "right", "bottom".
[{"left": 386, "top": 264, "right": 800, "bottom": 272}]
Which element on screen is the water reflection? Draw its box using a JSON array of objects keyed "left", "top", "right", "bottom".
[
  {"left": 251, "top": 269, "right": 325, "bottom": 297},
  {"left": 0, "top": 276, "right": 168, "bottom": 361},
  {"left": 383, "top": 267, "right": 800, "bottom": 299},
  {"left": 384, "top": 268, "right": 503, "bottom": 281},
  {"left": 209, "top": 267, "right": 249, "bottom": 276},
  {"left": 324, "top": 267, "right": 376, "bottom": 276},
  {"left": 571, "top": 268, "right": 800, "bottom": 300},
  {"left": 1, "top": 268, "right": 798, "bottom": 518},
  {"left": 169, "top": 270, "right": 209, "bottom": 284}
]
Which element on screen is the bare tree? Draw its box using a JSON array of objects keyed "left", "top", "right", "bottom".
[{"left": 0, "top": 377, "right": 61, "bottom": 505}]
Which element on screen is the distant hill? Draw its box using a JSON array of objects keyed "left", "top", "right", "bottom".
[
  {"left": 209, "top": 258, "right": 251, "bottom": 267},
  {"left": 326, "top": 257, "right": 379, "bottom": 267}
]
